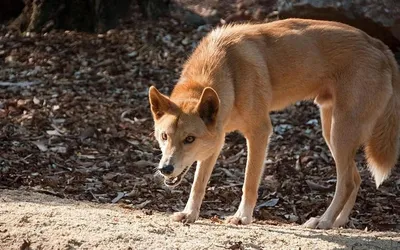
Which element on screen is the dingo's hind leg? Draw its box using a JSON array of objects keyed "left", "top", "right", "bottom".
[
  {"left": 304, "top": 110, "right": 363, "bottom": 229},
  {"left": 319, "top": 105, "right": 362, "bottom": 228},
  {"left": 333, "top": 167, "right": 361, "bottom": 228},
  {"left": 306, "top": 69, "right": 392, "bottom": 229},
  {"left": 320, "top": 105, "right": 332, "bottom": 151}
]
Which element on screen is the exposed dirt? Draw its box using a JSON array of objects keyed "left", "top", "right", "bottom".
[
  {"left": 1, "top": 189, "right": 399, "bottom": 250},
  {"left": 0, "top": 1, "right": 400, "bottom": 249}
]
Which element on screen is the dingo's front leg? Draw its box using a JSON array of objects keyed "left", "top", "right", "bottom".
[
  {"left": 172, "top": 150, "right": 221, "bottom": 223},
  {"left": 227, "top": 121, "right": 272, "bottom": 225}
]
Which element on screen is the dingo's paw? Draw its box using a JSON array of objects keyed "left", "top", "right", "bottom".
[
  {"left": 225, "top": 215, "right": 252, "bottom": 225},
  {"left": 303, "top": 217, "right": 333, "bottom": 229},
  {"left": 171, "top": 210, "right": 199, "bottom": 223}
]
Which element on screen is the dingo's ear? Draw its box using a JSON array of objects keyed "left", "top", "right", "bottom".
[
  {"left": 197, "top": 87, "right": 220, "bottom": 126},
  {"left": 149, "top": 86, "right": 172, "bottom": 120}
]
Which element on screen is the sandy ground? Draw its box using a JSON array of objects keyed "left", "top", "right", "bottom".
[{"left": 0, "top": 189, "right": 399, "bottom": 250}]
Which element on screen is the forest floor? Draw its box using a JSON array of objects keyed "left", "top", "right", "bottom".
[{"left": 0, "top": 1, "right": 399, "bottom": 249}]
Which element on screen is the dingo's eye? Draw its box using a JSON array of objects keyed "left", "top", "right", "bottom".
[
  {"left": 161, "top": 132, "right": 168, "bottom": 141},
  {"left": 184, "top": 136, "right": 195, "bottom": 144}
]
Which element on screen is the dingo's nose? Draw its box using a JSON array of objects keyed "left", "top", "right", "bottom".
[{"left": 160, "top": 164, "right": 174, "bottom": 175}]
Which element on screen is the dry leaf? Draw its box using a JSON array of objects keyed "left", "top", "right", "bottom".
[
  {"left": 111, "top": 192, "right": 126, "bottom": 203},
  {"left": 32, "top": 140, "right": 48, "bottom": 152}
]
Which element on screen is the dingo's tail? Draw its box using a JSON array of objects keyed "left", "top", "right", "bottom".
[{"left": 365, "top": 48, "right": 400, "bottom": 188}]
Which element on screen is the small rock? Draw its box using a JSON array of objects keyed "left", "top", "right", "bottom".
[
  {"left": 127, "top": 51, "right": 138, "bottom": 57},
  {"left": 306, "top": 119, "right": 319, "bottom": 125},
  {"left": 285, "top": 214, "right": 299, "bottom": 222},
  {"left": 181, "top": 37, "right": 190, "bottom": 45},
  {"left": 5, "top": 55, "right": 14, "bottom": 63},
  {"left": 33, "top": 96, "right": 41, "bottom": 105}
]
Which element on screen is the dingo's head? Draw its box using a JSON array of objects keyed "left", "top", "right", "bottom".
[{"left": 149, "top": 86, "right": 221, "bottom": 187}]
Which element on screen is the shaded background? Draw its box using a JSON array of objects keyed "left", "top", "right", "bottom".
[{"left": 0, "top": 0, "right": 399, "bottom": 232}]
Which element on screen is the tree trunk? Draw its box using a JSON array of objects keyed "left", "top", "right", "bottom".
[{"left": 9, "top": 0, "right": 132, "bottom": 33}]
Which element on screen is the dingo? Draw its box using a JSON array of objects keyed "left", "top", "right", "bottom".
[{"left": 148, "top": 18, "right": 399, "bottom": 229}]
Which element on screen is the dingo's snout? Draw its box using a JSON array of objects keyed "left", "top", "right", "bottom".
[{"left": 158, "top": 164, "right": 174, "bottom": 175}]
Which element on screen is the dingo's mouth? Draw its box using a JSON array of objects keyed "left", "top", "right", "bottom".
[{"left": 164, "top": 166, "right": 190, "bottom": 187}]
